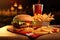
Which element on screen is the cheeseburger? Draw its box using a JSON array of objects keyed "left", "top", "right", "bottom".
[{"left": 12, "top": 14, "right": 34, "bottom": 29}]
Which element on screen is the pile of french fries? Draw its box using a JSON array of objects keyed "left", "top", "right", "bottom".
[
  {"left": 32, "top": 26, "right": 60, "bottom": 34},
  {"left": 33, "top": 13, "right": 54, "bottom": 22}
]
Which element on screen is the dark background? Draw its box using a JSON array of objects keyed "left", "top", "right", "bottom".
[
  {"left": 0, "top": 0, "right": 60, "bottom": 11},
  {"left": 0, "top": 0, "right": 60, "bottom": 27},
  {"left": 0, "top": 0, "right": 60, "bottom": 12}
]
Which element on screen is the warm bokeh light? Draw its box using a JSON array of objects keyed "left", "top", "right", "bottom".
[
  {"left": 14, "top": 2, "right": 18, "bottom": 7},
  {"left": 18, "top": 4, "right": 23, "bottom": 9},
  {"left": 10, "top": 6, "right": 14, "bottom": 11}
]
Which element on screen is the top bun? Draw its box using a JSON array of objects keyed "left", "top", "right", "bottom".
[{"left": 13, "top": 14, "right": 34, "bottom": 21}]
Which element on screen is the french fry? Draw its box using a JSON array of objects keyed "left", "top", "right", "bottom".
[
  {"left": 33, "top": 12, "right": 54, "bottom": 24},
  {"left": 51, "top": 15, "right": 54, "bottom": 18},
  {"left": 48, "top": 12, "right": 51, "bottom": 17}
]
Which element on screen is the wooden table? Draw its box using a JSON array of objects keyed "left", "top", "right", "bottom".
[
  {"left": 0, "top": 25, "right": 60, "bottom": 40},
  {"left": 0, "top": 25, "right": 30, "bottom": 40}
]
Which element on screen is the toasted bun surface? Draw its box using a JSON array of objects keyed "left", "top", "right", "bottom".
[{"left": 13, "top": 14, "right": 34, "bottom": 21}]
